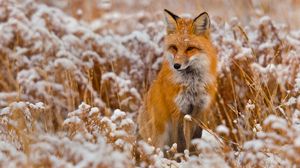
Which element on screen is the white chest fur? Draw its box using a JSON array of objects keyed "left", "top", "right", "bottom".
[
  {"left": 175, "top": 74, "right": 210, "bottom": 115},
  {"left": 172, "top": 56, "right": 212, "bottom": 115}
]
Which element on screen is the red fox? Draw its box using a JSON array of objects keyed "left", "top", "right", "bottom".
[{"left": 138, "top": 9, "right": 217, "bottom": 152}]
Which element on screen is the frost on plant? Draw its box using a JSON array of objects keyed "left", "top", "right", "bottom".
[{"left": 0, "top": 0, "right": 300, "bottom": 167}]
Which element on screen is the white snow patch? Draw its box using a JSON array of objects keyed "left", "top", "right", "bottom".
[
  {"left": 243, "top": 139, "right": 264, "bottom": 151},
  {"left": 89, "top": 107, "right": 99, "bottom": 116},
  {"left": 216, "top": 125, "right": 229, "bottom": 135},
  {"left": 111, "top": 109, "right": 126, "bottom": 121},
  {"left": 285, "top": 97, "right": 297, "bottom": 106},
  {"left": 184, "top": 114, "right": 192, "bottom": 121},
  {"left": 54, "top": 58, "right": 76, "bottom": 70},
  {"left": 63, "top": 116, "right": 81, "bottom": 124}
]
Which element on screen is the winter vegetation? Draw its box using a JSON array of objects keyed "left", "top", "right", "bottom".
[{"left": 0, "top": 0, "right": 300, "bottom": 167}]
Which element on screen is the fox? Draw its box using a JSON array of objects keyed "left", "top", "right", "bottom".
[{"left": 137, "top": 9, "right": 217, "bottom": 152}]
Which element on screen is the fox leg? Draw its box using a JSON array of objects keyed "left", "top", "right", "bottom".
[
  {"left": 179, "top": 106, "right": 204, "bottom": 152},
  {"left": 192, "top": 124, "right": 202, "bottom": 139},
  {"left": 147, "top": 108, "right": 170, "bottom": 148},
  {"left": 176, "top": 105, "right": 194, "bottom": 152},
  {"left": 191, "top": 107, "right": 203, "bottom": 139},
  {"left": 150, "top": 120, "right": 169, "bottom": 148},
  {"left": 171, "top": 116, "right": 179, "bottom": 146},
  {"left": 177, "top": 118, "right": 199, "bottom": 152},
  {"left": 177, "top": 120, "right": 186, "bottom": 152}
]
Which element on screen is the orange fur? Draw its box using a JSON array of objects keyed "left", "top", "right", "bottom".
[{"left": 138, "top": 10, "right": 217, "bottom": 151}]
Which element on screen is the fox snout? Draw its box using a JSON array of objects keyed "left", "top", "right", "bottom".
[
  {"left": 173, "top": 61, "right": 187, "bottom": 70},
  {"left": 171, "top": 54, "right": 189, "bottom": 70}
]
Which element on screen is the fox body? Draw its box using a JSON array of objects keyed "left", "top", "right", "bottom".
[{"left": 138, "top": 10, "right": 217, "bottom": 152}]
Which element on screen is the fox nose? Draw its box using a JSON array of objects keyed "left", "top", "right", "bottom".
[{"left": 173, "top": 63, "right": 181, "bottom": 70}]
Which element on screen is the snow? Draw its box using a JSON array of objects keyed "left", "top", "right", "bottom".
[
  {"left": 235, "top": 47, "right": 253, "bottom": 60},
  {"left": 286, "top": 35, "right": 300, "bottom": 46},
  {"left": 78, "top": 102, "right": 91, "bottom": 111},
  {"left": 258, "top": 41, "right": 276, "bottom": 50},
  {"left": 111, "top": 109, "right": 126, "bottom": 121},
  {"left": 27, "top": 102, "right": 45, "bottom": 110},
  {"left": 0, "top": 141, "right": 27, "bottom": 166},
  {"left": 0, "top": 107, "right": 10, "bottom": 116},
  {"left": 216, "top": 125, "right": 230, "bottom": 135},
  {"left": 184, "top": 114, "right": 192, "bottom": 121},
  {"left": 0, "top": 0, "right": 300, "bottom": 167},
  {"left": 89, "top": 107, "right": 99, "bottom": 116},
  {"left": 292, "top": 110, "right": 300, "bottom": 131},
  {"left": 119, "top": 118, "right": 134, "bottom": 127},
  {"left": 246, "top": 100, "right": 255, "bottom": 111},
  {"left": 181, "top": 150, "right": 230, "bottom": 168},
  {"left": 294, "top": 136, "right": 300, "bottom": 147},
  {"left": 263, "top": 115, "right": 288, "bottom": 130},
  {"left": 30, "top": 134, "right": 132, "bottom": 168},
  {"left": 63, "top": 116, "right": 81, "bottom": 124},
  {"left": 17, "top": 69, "right": 40, "bottom": 84},
  {"left": 286, "top": 97, "right": 297, "bottom": 106},
  {"left": 243, "top": 139, "right": 264, "bottom": 151},
  {"left": 253, "top": 124, "right": 262, "bottom": 134},
  {"left": 295, "top": 72, "right": 300, "bottom": 92},
  {"left": 97, "top": 0, "right": 112, "bottom": 10},
  {"left": 198, "top": 130, "right": 223, "bottom": 149},
  {"left": 100, "top": 117, "right": 117, "bottom": 131},
  {"left": 251, "top": 63, "right": 276, "bottom": 74},
  {"left": 258, "top": 16, "right": 271, "bottom": 25},
  {"left": 139, "top": 141, "right": 155, "bottom": 155}
]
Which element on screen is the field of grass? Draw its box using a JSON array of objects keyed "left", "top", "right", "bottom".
[{"left": 0, "top": 0, "right": 300, "bottom": 167}]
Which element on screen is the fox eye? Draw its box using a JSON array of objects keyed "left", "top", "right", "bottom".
[
  {"left": 186, "top": 47, "right": 197, "bottom": 52},
  {"left": 168, "top": 45, "right": 177, "bottom": 53}
]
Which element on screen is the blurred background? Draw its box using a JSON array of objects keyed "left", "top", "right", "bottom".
[
  {"left": 1, "top": 0, "right": 300, "bottom": 166},
  {"left": 38, "top": 0, "right": 300, "bottom": 28}
]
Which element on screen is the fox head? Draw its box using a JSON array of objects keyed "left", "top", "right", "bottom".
[{"left": 164, "top": 9, "right": 215, "bottom": 73}]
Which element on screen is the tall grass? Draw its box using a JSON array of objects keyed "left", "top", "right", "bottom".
[{"left": 0, "top": 0, "right": 300, "bottom": 167}]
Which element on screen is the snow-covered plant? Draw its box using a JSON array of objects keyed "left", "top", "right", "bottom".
[{"left": 0, "top": 0, "right": 300, "bottom": 167}]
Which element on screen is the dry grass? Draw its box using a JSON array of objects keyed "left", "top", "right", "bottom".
[{"left": 0, "top": 0, "right": 300, "bottom": 167}]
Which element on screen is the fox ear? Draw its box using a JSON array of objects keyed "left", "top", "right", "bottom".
[
  {"left": 164, "top": 9, "right": 179, "bottom": 34},
  {"left": 193, "top": 12, "right": 210, "bottom": 35}
]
